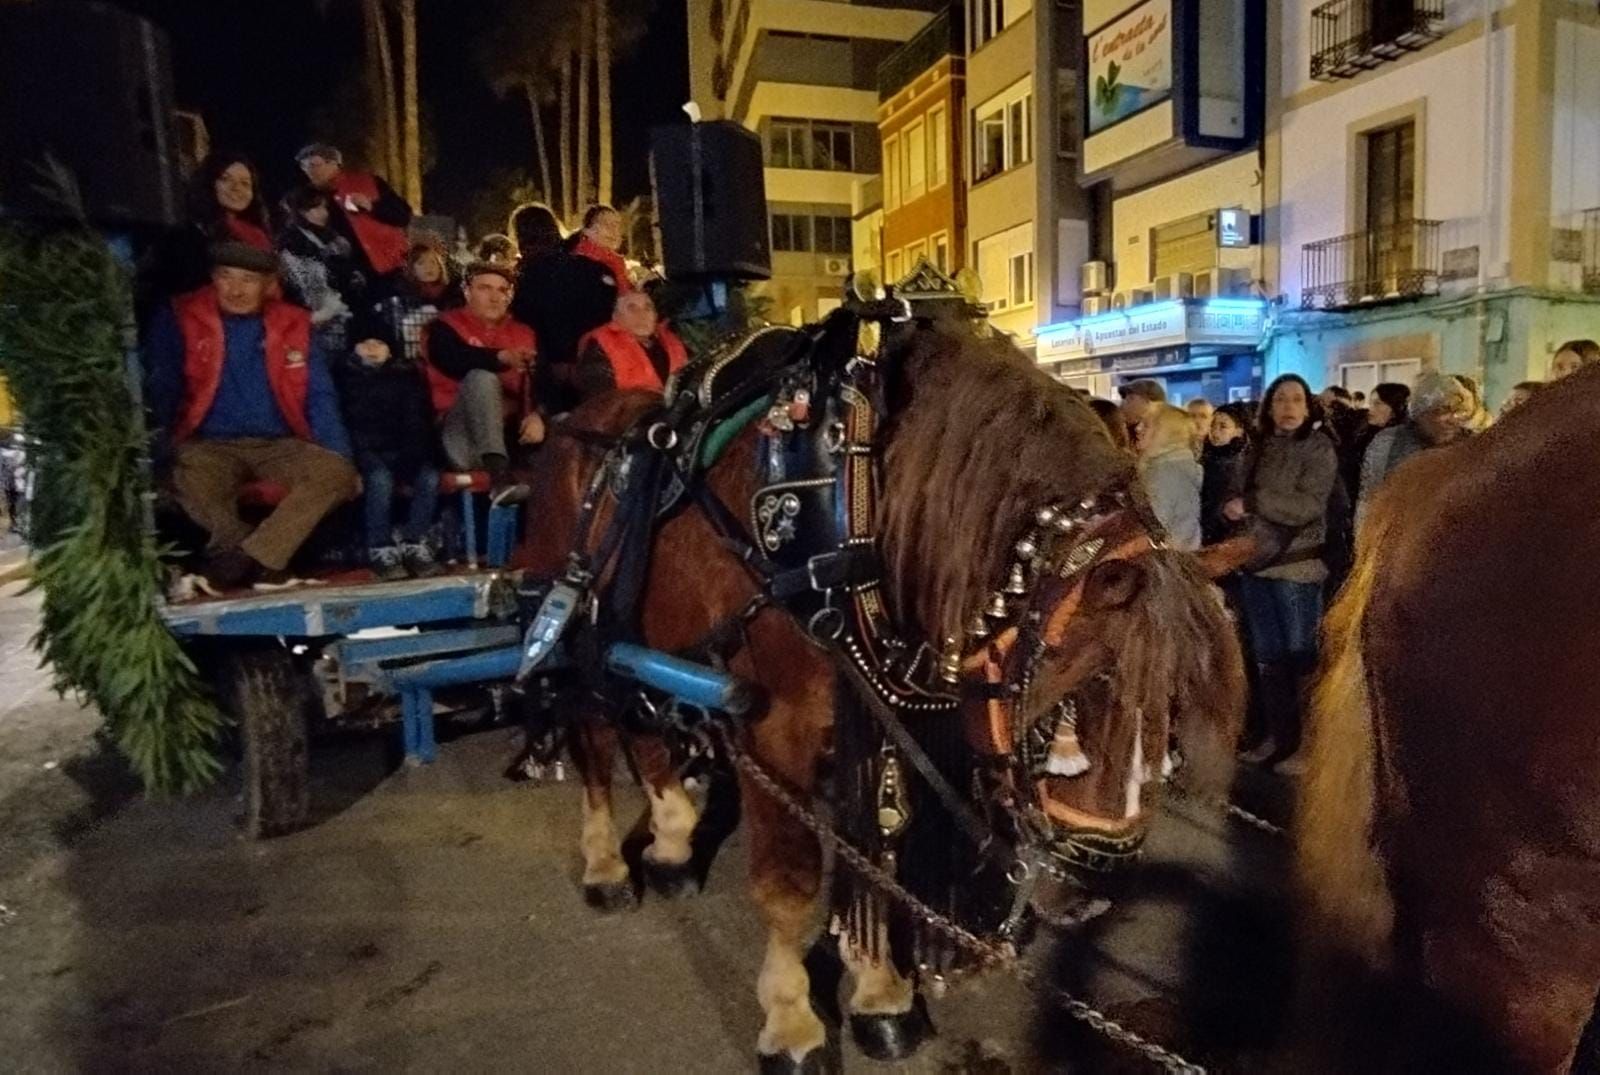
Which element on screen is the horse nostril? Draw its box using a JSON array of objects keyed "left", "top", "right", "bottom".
[{"left": 1083, "top": 559, "right": 1145, "bottom": 610}]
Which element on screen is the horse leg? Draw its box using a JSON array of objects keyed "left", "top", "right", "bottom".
[
  {"left": 840, "top": 923, "right": 934, "bottom": 1062},
  {"left": 741, "top": 710, "right": 833, "bottom": 1071},
  {"left": 570, "top": 716, "right": 636, "bottom": 912},
  {"left": 627, "top": 731, "right": 700, "bottom": 898}
]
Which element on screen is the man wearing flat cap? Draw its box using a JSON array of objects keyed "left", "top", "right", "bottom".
[{"left": 146, "top": 241, "right": 358, "bottom": 590}]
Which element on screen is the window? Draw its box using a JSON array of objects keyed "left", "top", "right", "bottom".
[
  {"left": 1365, "top": 121, "right": 1417, "bottom": 277},
  {"left": 768, "top": 117, "right": 854, "bottom": 171},
  {"left": 1151, "top": 212, "right": 1217, "bottom": 279},
  {"left": 932, "top": 232, "right": 951, "bottom": 272},
  {"left": 905, "top": 119, "right": 927, "bottom": 200},
  {"left": 883, "top": 134, "right": 900, "bottom": 211},
  {"left": 968, "top": 0, "right": 1031, "bottom": 50},
  {"left": 1056, "top": 70, "right": 1078, "bottom": 160},
  {"left": 929, "top": 106, "right": 949, "bottom": 188},
  {"left": 972, "top": 80, "right": 1032, "bottom": 183},
  {"left": 814, "top": 215, "right": 852, "bottom": 255},
  {"left": 769, "top": 120, "right": 807, "bottom": 169},
  {"left": 975, "top": 223, "right": 1033, "bottom": 311},
  {"left": 771, "top": 212, "right": 811, "bottom": 253},
  {"left": 887, "top": 249, "right": 904, "bottom": 282},
  {"left": 906, "top": 239, "right": 928, "bottom": 268}
]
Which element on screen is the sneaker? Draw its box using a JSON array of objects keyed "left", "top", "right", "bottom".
[
  {"left": 400, "top": 540, "right": 443, "bottom": 579},
  {"left": 200, "top": 548, "right": 258, "bottom": 591},
  {"left": 369, "top": 545, "right": 408, "bottom": 582}
]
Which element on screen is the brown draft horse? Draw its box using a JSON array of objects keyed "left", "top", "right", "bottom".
[
  {"left": 1300, "top": 362, "right": 1600, "bottom": 1073},
  {"left": 514, "top": 319, "right": 1244, "bottom": 1068}
]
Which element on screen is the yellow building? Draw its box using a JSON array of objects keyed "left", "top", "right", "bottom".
[{"left": 687, "top": 0, "right": 942, "bottom": 323}]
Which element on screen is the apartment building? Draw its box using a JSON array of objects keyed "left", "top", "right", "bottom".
[
  {"left": 961, "top": 0, "right": 1091, "bottom": 342},
  {"left": 1264, "top": 0, "right": 1600, "bottom": 405},
  {"left": 1035, "top": 0, "right": 1268, "bottom": 404},
  {"left": 686, "top": 0, "right": 941, "bottom": 323},
  {"left": 877, "top": 6, "right": 967, "bottom": 283}
]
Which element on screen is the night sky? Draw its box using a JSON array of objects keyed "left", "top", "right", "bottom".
[{"left": 114, "top": 0, "right": 689, "bottom": 229}]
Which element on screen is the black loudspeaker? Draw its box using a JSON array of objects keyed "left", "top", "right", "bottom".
[
  {"left": 651, "top": 121, "right": 771, "bottom": 280},
  {"left": 0, "top": 3, "right": 182, "bottom": 227}
]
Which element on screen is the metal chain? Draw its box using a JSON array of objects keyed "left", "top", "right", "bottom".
[
  {"left": 713, "top": 726, "right": 1207, "bottom": 1075},
  {"left": 1167, "top": 780, "right": 1287, "bottom": 839}
]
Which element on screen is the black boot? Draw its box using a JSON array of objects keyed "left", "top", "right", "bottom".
[
  {"left": 1240, "top": 661, "right": 1293, "bottom": 765},
  {"left": 1271, "top": 652, "right": 1318, "bottom": 775}
]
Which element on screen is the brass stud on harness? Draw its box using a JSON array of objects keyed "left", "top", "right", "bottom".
[
  {"left": 1035, "top": 505, "right": 1060, "bottom": 528},
  {"left": 1015, "top": 534, "right": 1039, "bottom": 561}
]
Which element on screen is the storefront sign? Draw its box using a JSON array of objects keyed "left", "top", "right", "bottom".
[
  {"left": 1087, "top": 0, "right": 1173, "bottom": 134},
  {"left": 1036, "top": 299, "right": 1266, "bottom": 363},
  {"left": 1217, "top": 207, "right": 1250, "bottom": 249}
]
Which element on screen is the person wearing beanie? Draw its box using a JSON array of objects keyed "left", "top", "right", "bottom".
[
  {"left": 1355, "top": 370, "right": 1472, "bottom": 530},
  {"left": 295, "top": 142, "right": 413, "bottom": 282},
  {"left": 421, "top": 262, "right": 542, "bottom": 496},
  {"left": 145, "top": 242, "right": 357, "bottom": 591}
]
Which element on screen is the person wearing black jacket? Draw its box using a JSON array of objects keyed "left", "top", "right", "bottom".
[
  {"left": 1200, "top": 402, "right": 1252, "bottom": 546},
  {"left": 509, "top": 203, "right": 616, "bottom": 414},
  {"left": 333, "top": 328, "right": 443, "bottom": 581},
  {"left": 296, "top": 143, "right": 413, "bottom": 292}
]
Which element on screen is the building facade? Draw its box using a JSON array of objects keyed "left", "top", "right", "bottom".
[
  {"left": 686, "top": 0, "right": 941, "bottom": 323},
  {"left": 1036, "top": 0, "right": 1268, "bottom": 404},
  {"left": 1263, "top": 0, "right": 1600, "bottom": 406},
  {"left": 961, "top": 0, "right": 1092, "bottom": 342},
  {"left": 878, "top": 7, "right": 967, "bottom": 283}
]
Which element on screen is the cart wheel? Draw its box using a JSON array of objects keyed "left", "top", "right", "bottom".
[{"left": 224, "top": 646, "right": 311, "bottom": 839}]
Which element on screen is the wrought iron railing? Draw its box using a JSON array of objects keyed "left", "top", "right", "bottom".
[
  {"left": 1310, "top": 0, "right": 1445, "bottom": 82},
  {"left": 878, "top": 8, "right": 958, "bottom": 100},
  {"left": 1300, "top": 219, "right": 1441, "bottom": 310},
  {"left": 1583, "top": 208, "right": 1600, "bottom": 295}
]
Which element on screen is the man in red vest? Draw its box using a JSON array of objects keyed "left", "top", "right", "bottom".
[
  {"left": 574, "top": 290, "right": 688, "bottom": 400},
  {"left": 422, "top": 263, "right": 543, "bottom": 490},
  {"left": 571, "top": 204, "right": 634, "bottom": 295},
  {"left": 295, "top": 142, "right": 413, "bottom": 281},
  {"left": 145, "top": 243, "right": 358, "bottom": 590}
]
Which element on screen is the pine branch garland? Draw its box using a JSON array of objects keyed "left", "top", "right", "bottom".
[{"left": 0, "top": 223, "right": 224, "bottom": 794}]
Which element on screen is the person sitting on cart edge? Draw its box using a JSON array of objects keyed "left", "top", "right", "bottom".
[
  {"left": 421, "top": 261, "right": 543, "bottom": 500},
  {"left": 574, "top": 289, "right": 687, "bottom": 400},
  {"left": 146, "top": 242, "right": 359, "bottom": 591}
]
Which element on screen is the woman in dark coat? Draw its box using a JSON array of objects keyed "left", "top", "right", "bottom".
[
  {"left": 140, "top": 152, "right": 274, "bottom": 315},
  {"left": 1224, "top": 374, "right": 1338, "bottom": 773},
  {"left": 1200, "top": 401, "right": 1252, "bottom": 545}
]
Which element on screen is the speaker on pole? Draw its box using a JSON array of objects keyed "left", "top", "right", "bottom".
[
  {"left": 0, "top": 2, "right": 182, "bottom": 227},
  {"left": 651, "top": 121, "right": 770, "bottom": 281}
]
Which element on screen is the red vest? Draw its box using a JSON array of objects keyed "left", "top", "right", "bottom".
[
  {"left": 580, "top": 323, "right": 688, "bottom": 393},
  {"left": 223, "top": 213, "right": 272, "bottom": 252},
  {"left": 573, "top": 235, "right": 634, "bottom": 293},
  {"left": 171, "top": 286, "right": 313, "bottom": 443},
  {"left": 332, "top": 170, "right": 410, "bottom": 276},
  {"left": 423, "top": 307, "right": 537, "bottom": 417}
]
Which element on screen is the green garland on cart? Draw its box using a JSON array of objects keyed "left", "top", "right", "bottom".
[{"left": 0, "top": 222, "right": 224, "bottom": 794}]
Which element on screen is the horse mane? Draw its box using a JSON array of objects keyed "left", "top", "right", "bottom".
[{"left": 876, "top": 321, "right": 1134, "bottom": 644}]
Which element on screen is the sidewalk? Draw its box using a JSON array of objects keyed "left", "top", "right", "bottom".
[{"left": 0, "top": 538, "right": 29, "bottom": 585}]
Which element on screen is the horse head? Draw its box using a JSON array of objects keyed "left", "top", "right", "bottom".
[{"left": 878, "top": 322, "right": 1246, "bottom": 873}]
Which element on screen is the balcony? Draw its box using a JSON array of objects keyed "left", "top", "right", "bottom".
[
  {"left": 1300, "top": 219, "right": 1442, "bottom": 310},
  {"left": 878, "top": 8, "right": 959, "bottom": 100},
  {"left": 1310, "top": 0, "right": 1445, "bottom": 83},
  {"left": 1584, "top": 208, "right": 1600, "bottom": 295}
]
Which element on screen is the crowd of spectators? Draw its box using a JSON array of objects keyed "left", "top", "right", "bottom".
[
  {"left": 1105, "top": 336, "right": 1599, "bottom": 774},
  {"left": 139, "top": 145, "right": 684, "bottom": 592}
]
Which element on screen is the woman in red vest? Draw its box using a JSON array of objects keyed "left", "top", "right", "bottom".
[
  {"left": 573, "top": 290, "right": 687, "bottom": 400},
  {"left": 295, "top": 143, "right": 413, "bottom": 281}
]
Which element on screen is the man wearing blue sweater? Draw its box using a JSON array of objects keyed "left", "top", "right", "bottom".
[{"left": 147, "top": 242, "right": 358, "bottom": 589}]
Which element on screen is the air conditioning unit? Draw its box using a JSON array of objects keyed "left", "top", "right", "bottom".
[
  {"left": 1129, "top": 286, "right": 1156, "bottom": 307},
  {"left": 823, "top": 256, "right": 850, "bottom": 277},
  {"left": 1081, "top": 260, "right": 1110, "bottom": 295},
  {"left": 1082, "top": 295, "right": 1110, "bottom": 315},
  {"left": 1195, "top": 267, "right": 1251, "bottom": 299},
  {"left": 1110, "top": 290, "right": 1130, "bottom": 311},
  {"left": 1152, "top": 272, "right": 1194, "bottom": 301}
]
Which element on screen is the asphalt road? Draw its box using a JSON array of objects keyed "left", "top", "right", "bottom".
[{"left": 0, "top": 584, "right": 1297, "bottom": 1073}]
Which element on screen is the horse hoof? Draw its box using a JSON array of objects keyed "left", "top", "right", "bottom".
[
  {"left": 642, "top": 858, "right": 698, "bottom": 899},
  {"left": 582, "top": 881, "right": 637, "bottom": 913},
  {"left": 849, "top": 996, "right": 934, "bottom": 1062},
  {"left": 756, "top": 1045, "right": 835, "bottom": 1075}
]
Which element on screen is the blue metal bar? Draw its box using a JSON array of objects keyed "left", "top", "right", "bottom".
[
  {"left": 604, "top": 643, "right": 753, "bottom": 715},
  {"left": 487, "top": 504, "right": 517, "bottom": 568},
  {"left": 163, "top": 576, "right": 497, "bottom": 637},
  {"left": 460, "top": 488, "right": 478, "bottom": 569},
  {"left": 329, "top": 625, "right": 522, "bottom": 682},
  {"left": 400, "top": 688, "right": 438, "bottom": 764},
  {"left": 382, "top": 645, "right": 522, "bottom": 691}
]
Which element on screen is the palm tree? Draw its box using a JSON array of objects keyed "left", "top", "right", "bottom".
[
  {"left": 363, "top": 0, "right": 401, "bottom": 182},
  {"left": 576, "top": 6, "right": 593, "bottom": 213},
  {"left": 398, "top": 0, "right": 423, "bottom": 208},
  {"left": 596, "top": 0, "right": 611, "bottom": 207},
  {"left": 475, "top": 2, "right": 560, "bottom": 217}
]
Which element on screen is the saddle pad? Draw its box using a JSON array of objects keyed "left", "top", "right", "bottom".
[{"left": 698, "top": 395, "right": 772, "bottom": 472}]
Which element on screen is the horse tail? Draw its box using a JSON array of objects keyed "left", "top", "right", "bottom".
[{"left": 1297, "top": 518, "right": 1394, "bottom": 971}]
